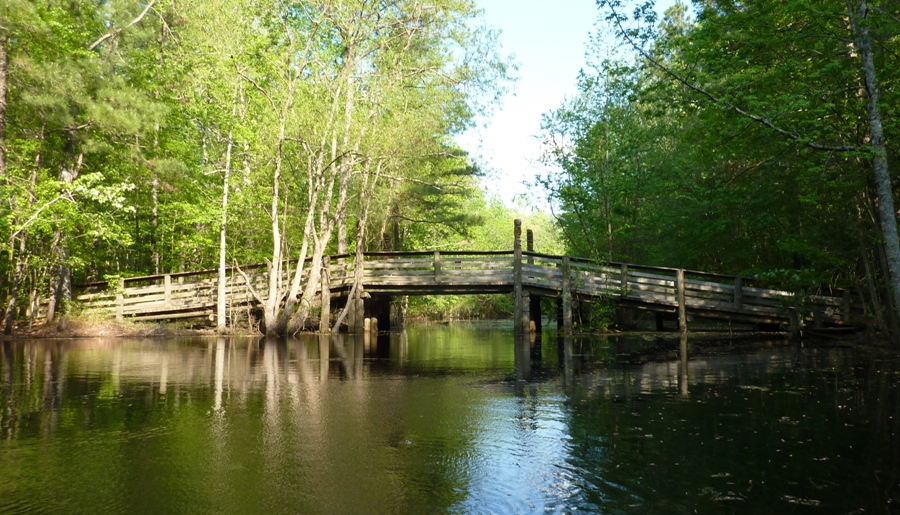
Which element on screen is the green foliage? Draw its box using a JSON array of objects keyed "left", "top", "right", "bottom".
[
  {"left": 540, "top": 0, "right": 900, "bottom": 329},
  {"left": 403, "top": 196, "right": 565, "bottom": 321},
  {"left": 0, "top": 0, "right": 514, "bottom": 327},
  {"left": 575, "top": 297, "right": 619, "bottom": 333}
]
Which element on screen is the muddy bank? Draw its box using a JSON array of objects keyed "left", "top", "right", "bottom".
[{"left": 1, "top": 316, "right": 229, "bottom": 340}]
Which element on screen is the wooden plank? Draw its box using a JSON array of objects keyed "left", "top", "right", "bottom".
[
  {"left": 562, "top": 256, "right": 572, "bottom": 335},
  {"left": 366, "top": 269, "right": 435, "bottom": 278},
  {"left": 130, "top": 309, "right": 214, "bottom": 321},
  {"left": 677, "top": 269, "right": 686, "bottom": 333},
  {"left": 73, "top": 250, "right": 852, "bottom": 326},
  {"left": 741, "top": 285, "right": 793, "bottom": 300},
  {"left": 364, "top": 260, "right": 437, "bottom": 269}
]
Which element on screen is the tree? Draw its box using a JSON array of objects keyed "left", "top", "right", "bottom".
[{"left": 539, "top": 0, "right": 900, "bottom": 337}]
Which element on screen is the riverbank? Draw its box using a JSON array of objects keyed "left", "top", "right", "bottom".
[{"left": 1, "top": 317, "right": 222, "bottom": 340}]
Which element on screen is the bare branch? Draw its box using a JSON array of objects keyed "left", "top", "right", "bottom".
[
  {"left": 89, "top": 0, "right": 158, "bottom": 51},
  {"left": 236, "top": 67, "right": 277, "bottom": 113},
  {"left": 233, "top": 260, "right": 266, "bottom": 306},
  {"left": 11, "top": 195, "right": 68, "bottom": 241}
]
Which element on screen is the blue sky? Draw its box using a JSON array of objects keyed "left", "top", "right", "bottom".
[
  {"left": 459, "top": 0, "right": 678, "bottom": 207},
  {"left": 457, "top": 0, "right": 602, "bottom": 206}
]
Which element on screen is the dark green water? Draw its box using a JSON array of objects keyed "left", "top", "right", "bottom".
[{"left": 1, "top": 325, "right": 898, "bottom": 514}]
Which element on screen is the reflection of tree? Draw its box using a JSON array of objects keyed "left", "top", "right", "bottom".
[
  {"left": 6, "top": 335, "right": 894, "bottom": 512},
  {"left": 0, "top": 336, "right": 486, "bottom": 513},
  {"left": 560, "top": 346, "right": 900, "bottom": 512}
]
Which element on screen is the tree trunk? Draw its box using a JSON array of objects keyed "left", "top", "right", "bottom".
[
  {"left": 3, "top": 236, "right": 26, "bottom": 334},
  {"left": 4, "top": 136, "right": 41, "bottom": 333},
  {"left": 0, "top": 34, "right": 8, "bottom": 178},
  {"left": 851, "top": 0, "right": 900, "bottom": 339},
  {"left": 151, "top": 165, "right": 159, "bottom": 273},
  {"left": 857, "top": 199, "right": 888, "bottom": 333},
  {"left": 217, "top": 118, "right": 235, "bottom": 333},
  {"left": 331, "top": 166, "right": 380, "bottom": 333}
]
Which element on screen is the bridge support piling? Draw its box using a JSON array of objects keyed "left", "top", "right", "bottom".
[
  {"left": 526, "top": 229, "right": 541, "bottom": 333},
  {"left": 789, "top": 308, "right": 801, "bottom": 340},
  {"left": 319, "top": 256, "right": 331, "bottom": 333},
  {"left": 433, "top": 251, "right": 442, "bottom": 283},
  {"left": 390, "top": 296, "right": 405, "bottom": 329},
  {"left": 349, "top": 295, "right": 364, "bottom": 334},
  {"left": 676, "top": 269, "right": 687, "bottom": 334},
  {"left": 520, "top": 291, "right": 531, "bottom": 334},
  {"left": 366, "top": 294, "right": 392, "bottom": 332},
  {"left": 679, "top": 333, "right": 689, "bottom": 397},
  {"left": 562, "top": 256, "right": 572, "bottom": 335},
  {"left": 514, "top": 219, "right": 526, "bottom": 336},
  {"left": 842, "top": 290, "right": 851, "bottom": 323}
]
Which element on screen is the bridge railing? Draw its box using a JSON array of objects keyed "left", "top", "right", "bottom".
[
  {"left": 558, "top": 257, "right": 853, "bottom": 324},
  {"left": 72, "top": 249, "right": 856, "bottom": 327},
  {"left": 74, "top": 262, "right": 310, "bottom": 320},
  {"left": 325, "top": 251, "right": 518, "bottom": 292}
]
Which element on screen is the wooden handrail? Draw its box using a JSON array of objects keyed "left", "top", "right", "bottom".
[{"left": 75, "top": 251, "right": 855, "bottom": 299}]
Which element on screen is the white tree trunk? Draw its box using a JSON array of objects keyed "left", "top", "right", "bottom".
[{"left": 851, "top": 0, "right": 900, "bottom": 333}]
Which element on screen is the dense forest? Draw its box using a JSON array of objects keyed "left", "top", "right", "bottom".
[
  {"left": 4, "top": 0, "right": 900, "bottom": 338},
  {"left": 539, "top": 0, "right": 900, "bottom": 337},
  {"left": 0, "top": 0, "right": 543, "bottom": 335}
]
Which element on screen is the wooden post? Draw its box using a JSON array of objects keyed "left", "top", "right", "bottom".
[
  {"left": 679, "top": 332, "right": 689, "bottom": 398},
  {"left": 676, "top": 269, "right": 687, "bottom": 334},
  {"left": 620, "top": 263, "right": 628, "bottom": 294},
  {"left": 789, "top": 308, "right": 801, "bottom": 340},
  {"left": 526, "top": 229, "right": 540, "bottom": 332},
  {"left": 521, "top": 291, "right": 532, "bottom": 334},
  {"left": 562, "top": 256, "right": 572, "bottom": 335},
  {"left": 390, "top": 296, "right": 405, "bottom": 329},
  {"left": 433, "top": 251, "right": 442, "bottom": 283},
  {"left": 115, "top": 278, "right": 124, "bottom": 321},
  {"left": 351, "top": 296, "right": 364, "bottom": 333},
  {"left": 352, "top": 252, "right": 366, "bottom": 334},
  {"left": 164, "top": 274, "right": 172, "bottom": 308},
  {"left": 733, "top": 276, "right": 743, "bottom": 310},
  {"left": 842, "top": 290, "right": 851, "bottom": 323},
  {"left": 320, "top": 256, "right": 331, "bottom": 333},
  {"left": 813, "top": 309, "right": 824, "bottom": 329},
  {"left": 513, "top": 220, "right": 526, "bottom": 335}
]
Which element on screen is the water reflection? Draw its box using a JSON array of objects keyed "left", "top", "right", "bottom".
[
  {"left": 679, "top": 333, "right": 689, "bottom": 397},
  {"left": 0, "top": 331, "right": 898, "bottom": 513}
]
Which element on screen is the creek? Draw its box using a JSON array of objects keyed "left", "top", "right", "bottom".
[{"left": 1, "top": 324, "right": 898, "bottom": 513}]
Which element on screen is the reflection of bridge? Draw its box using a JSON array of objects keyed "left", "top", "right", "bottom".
[{"left": 76, "top": 221, "right": 857, "bottom": 333}]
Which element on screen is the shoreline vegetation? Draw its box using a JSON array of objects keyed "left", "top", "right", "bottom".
[{"left": 4, "top": 2, "right": 898, "bottom": 343}]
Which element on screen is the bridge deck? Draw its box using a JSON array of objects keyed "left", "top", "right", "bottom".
[{"left": 74, "top": 250, "right": 857, "bottom": 328}]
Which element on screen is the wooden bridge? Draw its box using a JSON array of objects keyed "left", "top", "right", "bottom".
[{"left": 75, "top": 222, "right": 857, "bottom": 334}]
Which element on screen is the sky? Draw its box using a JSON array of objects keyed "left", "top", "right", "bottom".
[
  {"left": 456, "top": 0, "right": 602, "bottom": 207},
  {"left": 458, "top": 0, "right": 678, "bottom": 208}
]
